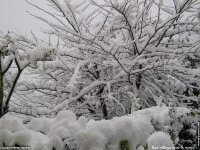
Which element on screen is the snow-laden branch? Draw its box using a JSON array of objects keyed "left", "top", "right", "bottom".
[{"left": 52, "top": 80, "right": 107, "bottom": 113}]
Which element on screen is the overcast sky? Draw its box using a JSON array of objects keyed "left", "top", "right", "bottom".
[
  {"left": 0, "top": 0, "right": 175, "bottom": 37},
  {"left": 0, "top": 0, "right": 48, "bottom": 37}
]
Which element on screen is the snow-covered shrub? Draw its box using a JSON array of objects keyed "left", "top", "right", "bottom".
[
  {"left": 0, "top": 117, "right": 52, "bottom": 150},
  {"left": 175, "top": 110, "right": 199, "bottom": 149},
  {"left": 76, "top": 115, "right": 153, "bottom": 150},
  {"left": 147, "top": 131, "right": 174, "bottom": 150},
  {"left": 0, "top": 106, "right": 196, "bottom": 150}
]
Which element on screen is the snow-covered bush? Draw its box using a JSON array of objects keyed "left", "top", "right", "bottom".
[
  {"left": 0, "top": 106, "right": 196, "bottom": 150},
  {"left": 147, "top": 131, "right": 174, "bottom": 150}
]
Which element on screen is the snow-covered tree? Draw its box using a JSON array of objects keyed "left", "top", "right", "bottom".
[
  {"left": 0, "top": 32, "right": 29, "bottom": 117},
  {"left": 13, "top": 0, "right": 200, "bottom": 119},
  {"left": 0, "top": 31, "right": 58, "bottom": 117},
  {"left": 16, "top": 0, "right": 199, "bottom": 119}
]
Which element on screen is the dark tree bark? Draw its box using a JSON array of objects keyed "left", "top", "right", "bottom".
[
  {"left": 4, "top": 59, "right": 23, "bottom": 114},
  {"left": 0, "top": 57, "right": 24, "bottom": 118},
  {"left": 136, "top": 64, "right": 142, "bottom": 90},
  {"left": 0, "top": 53, "right": 3, "bottom": 117},
  {"left": 97, "top": 85, "right": 108, "bottom": 119}
]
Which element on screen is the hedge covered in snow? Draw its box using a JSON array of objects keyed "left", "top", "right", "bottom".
[{"left": 0, "top": 106, "right": 197, "bottom": 150}]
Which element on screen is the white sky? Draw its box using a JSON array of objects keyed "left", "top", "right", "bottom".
[
  {"left": 0, "top": 0, "right": 48, "bottom": 37},
  {"left": 0, "top": 0, "right": 175, "bottom": 37}
]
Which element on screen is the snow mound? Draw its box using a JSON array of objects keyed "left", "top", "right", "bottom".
[
  {"left": 0, "top": 116, "right": 26, "bottom": 132},
  {"left": 0, "top": 107, "right": 191, "bottom": 150},
  {"left": 133, "top": 106, "right": 191, "bottom": 126},
  {"left": 148, "top": 131, "right": 174, "bottom": 150},
  {"left": 27, "top": 117, "right": 54, "bottom": 134},
  {"left": 77, "top": 115, "right": 153, "bottom": 150},
  {"left": 27, "top": 110, "right": 86, "bottom": 138},
  {"left": 0, "top": 129, "right": 52, "bottom": 150}
]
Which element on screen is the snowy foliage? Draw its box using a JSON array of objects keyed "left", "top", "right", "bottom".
[{"left": 0, "top": 106, "right": 196, "bottom": 150}]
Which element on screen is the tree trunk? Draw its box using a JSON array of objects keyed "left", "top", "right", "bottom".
[
  {"left": 136, "top": 64, "right": 142, "bottom": 90},
  {"left": 97, "top": 85, "right": 108, "bottom": 119},
  {"left": 0, "top": 53, "right": 3, "bottom": 117}
]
